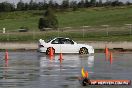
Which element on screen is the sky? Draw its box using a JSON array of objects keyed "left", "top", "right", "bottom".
[{"left": 0, "top": 0, "right": 132, "bottom": 4}]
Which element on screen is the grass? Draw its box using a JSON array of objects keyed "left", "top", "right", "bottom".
[
  {"left": 0, "top": 30, "right": 132, "bottom": 42},
  {"left": 0, "top": 6, "right": 132, "bottom": 42},
  {"left": 0, "top": 11, "right": 42, "bottom": 30},
  {"left": 0, "top": 6, "right": 132, "bottom": 30},
  {"left": 57, "top": 6, "right": 132, "bottom": 27}
]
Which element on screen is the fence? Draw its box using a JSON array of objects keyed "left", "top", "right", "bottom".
[{"left": 0, "top": 25, "right": 132, "bottom": 42}]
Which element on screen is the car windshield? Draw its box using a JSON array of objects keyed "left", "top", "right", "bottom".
[{"left": 46, "top": 38, "right": 53, "bottom": 43}]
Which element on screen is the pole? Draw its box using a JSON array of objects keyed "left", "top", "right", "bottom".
[
  {"left": 130, "top": 24, "right": 132, "bottom": 37},
  {"left": 106, "top": 26, "right": 108, "bottom": 36},
  {"left": 125, "top": 24, "right": 132, "bottom": 37},
  {"left": 63, "top": 27, "right": 71, "bottom": 37},
  {"left": 58, "top": 28, "right": 59, "bottom": 37},
  {"left": 33, "top": 29, "right": 35, "bottom": 40},
  {"left": 101, "top": 25, "right": 109, "bottom": 36},
  {"left": 83, "top": 27, "right": 84, "bottom": 38},
  {"left": 82, "top": 26, "right": 90, "bottom": 39},
  {"left": 7, "top": 30, "right": 9, "bottom": 41}
]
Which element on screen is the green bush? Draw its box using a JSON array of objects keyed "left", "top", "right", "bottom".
[{"left": 38, "top": 8, "right": 58, "bottom": 31}]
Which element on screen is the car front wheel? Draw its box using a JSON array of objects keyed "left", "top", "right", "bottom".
[{"left": 79, "top": 47, "right": 88, "bottom": 54}]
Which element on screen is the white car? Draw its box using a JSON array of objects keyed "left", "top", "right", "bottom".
[{"left": 38, "top": 37, "right": 94, "bottom": 55}]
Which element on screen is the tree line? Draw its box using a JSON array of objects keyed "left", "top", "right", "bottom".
[{"left": 0, "top": 0, "right": 132, "bottom": 12}]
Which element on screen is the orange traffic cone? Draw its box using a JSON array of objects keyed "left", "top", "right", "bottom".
[
  {"left": 110, "top": 52, "right": 113, "bottom": 64},
  {"left": 85, "top": 71, "right": 89, "bottom": 78},
  {"left": 5, "top": 50, "right": 9, "bottom": 66},
  {"left": 58, "top": 53, "right": 63, "bottom": 63},
  {"left": 105, "top": 46, "right": 109, "bottom": 55},
  {"left": 49, "top": 55, "right": 54, "bottom": 60},
  {"left": 5, "top": 50, "right": 9, "bottom": 61},
  {"left": 49, "top": 47, "right": 54, "bottom": 57},
  {"left": 105, "top": 46, "right": 109, "bottom": 60}
]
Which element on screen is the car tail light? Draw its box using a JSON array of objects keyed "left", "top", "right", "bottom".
[{"left": 39, "top": 45, "right": 44, "bottom": 47}]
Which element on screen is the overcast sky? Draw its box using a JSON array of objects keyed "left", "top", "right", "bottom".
[{"left": 0, "top": 0, "right": 132, "bottom": 4}]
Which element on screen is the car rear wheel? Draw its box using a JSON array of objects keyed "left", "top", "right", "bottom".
[
  {"left": 46, "top": 47, "right": 55, "bottom": 55},
  {"left": 79, "top": 47, "right": 88, "bottom": 54}
]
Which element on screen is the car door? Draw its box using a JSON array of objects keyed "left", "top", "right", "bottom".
[
  {"left": 61, "top": 39, "right": 78, "bottom": 53},
  {"left": 50, "top": 38, "right": 61, "bottom": 53}
]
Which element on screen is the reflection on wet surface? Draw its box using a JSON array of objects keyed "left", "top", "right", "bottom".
[{"left": 0, "top": 51, "right": 131, "bottom": 88}]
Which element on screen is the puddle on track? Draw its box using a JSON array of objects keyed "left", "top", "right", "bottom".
[{"left": 0, "top": 51, "right": 131, "bottom": 88}]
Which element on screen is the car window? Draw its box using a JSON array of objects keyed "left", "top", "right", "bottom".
[
  {"left": 51, "top": 38, "right": 60, "bottom": 44},
  {"left": 46, "top": 38, "right": 52, "bottom": 43},
  {"left": 51, "top": 38, "right": 74, "bottom": 44},
  {"left": 61, "top": 39, "right": 74, "bottom": 44}
]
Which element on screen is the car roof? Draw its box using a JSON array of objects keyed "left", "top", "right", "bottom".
[{"left": 54, "top": 37, "right": 70, "bottom": 39}]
